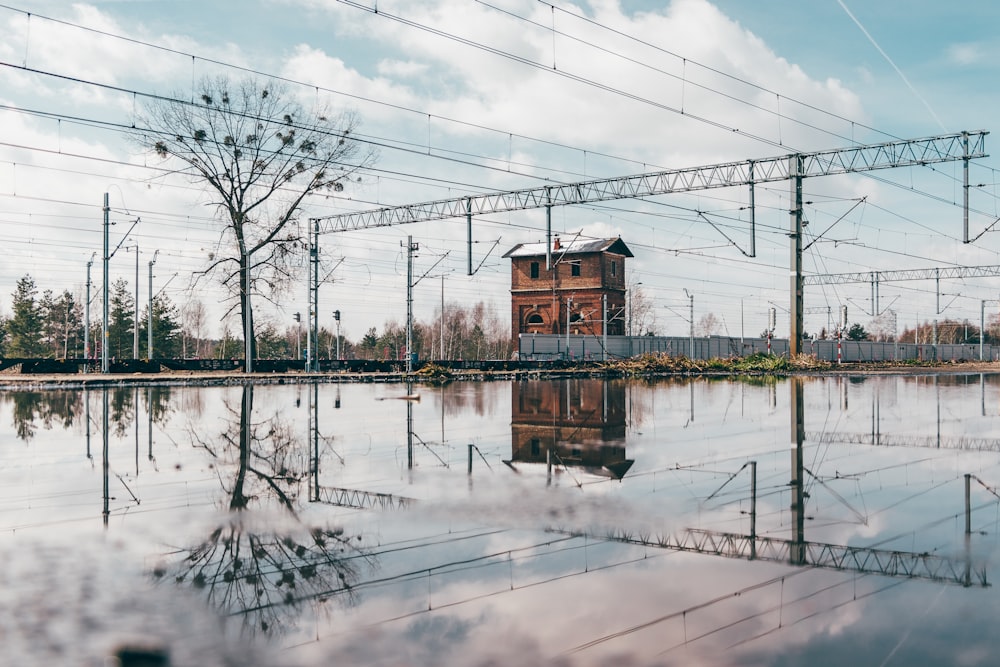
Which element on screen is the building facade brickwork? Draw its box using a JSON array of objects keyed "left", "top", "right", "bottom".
[{"left": 503, "top": 236, "right": 633, "bottom": 342}]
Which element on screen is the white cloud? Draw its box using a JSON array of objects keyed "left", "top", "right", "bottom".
[{"left": 947, "top": 42, "right": 984, "bottom": 66}]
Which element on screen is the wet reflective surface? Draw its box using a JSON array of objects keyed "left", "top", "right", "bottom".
[{"left": 3, "top": 375, "right": 1000, "bottom": 666}]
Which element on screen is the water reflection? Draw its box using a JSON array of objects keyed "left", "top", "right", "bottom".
[
  {"left": 3, "top": 375, "right": 1000, "bottom": 665},
  {"left": 509, "top": 378, "right": 633, "bottom": 481},
  {"left": 161, "top": 385, "right": 373, "bottom": 636}
]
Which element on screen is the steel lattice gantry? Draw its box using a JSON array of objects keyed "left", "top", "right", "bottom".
[
  {"left": 315, "top": 132, "right": 987, "bottom": 232},
  {"left": 554, "top": 526, "right": 985, "bottom": 587},
  {"left": 307, "top": 130, "right": 987, "bottom": 356},
  {"left": 804, "top": 264, "right": 1000, "bottom": 286}
]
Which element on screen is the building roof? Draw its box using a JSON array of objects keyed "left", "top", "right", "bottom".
[{"left": 502, "top": 237, "right": 634, "bottom": 259}]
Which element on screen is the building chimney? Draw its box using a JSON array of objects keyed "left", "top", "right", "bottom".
[{"left": 553, "top": 235, "right": 561, "bottom": 250}]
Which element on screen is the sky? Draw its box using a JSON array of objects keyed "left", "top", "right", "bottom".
[{"left": 2, "top": 0, "right": 1000, "bottom": 346}]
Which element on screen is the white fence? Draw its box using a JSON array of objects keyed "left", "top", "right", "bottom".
[{"left": 518, "top": 333, "right": 1000, "bottom": 363}]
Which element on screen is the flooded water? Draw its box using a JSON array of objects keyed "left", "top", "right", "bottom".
[{"left": 2, "top": 374, "right": 1000, "bottom": 666}]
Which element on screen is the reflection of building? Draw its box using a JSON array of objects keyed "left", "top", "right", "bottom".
[
  {"left": 502, "top": 236, "right": 633, "bottom": 341},
  {"left": 509, "top": 379, "right": 633, "bottom": 479}
]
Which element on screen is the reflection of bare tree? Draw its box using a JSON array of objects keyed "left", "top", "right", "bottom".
[{"left": 162, "top": 385, "right": 373, "bottom": 636}]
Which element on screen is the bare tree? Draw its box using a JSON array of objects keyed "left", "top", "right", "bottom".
[
  {"left": 136, "top": 76, "right": 377, "bottom": 362},
  {"left": 182, "top": 298, "right": 207, "bottom": 359},
  {"left": 695, "top": 312, "right": 722, "bottom": 337},
  {"left": 629, "top": 285, "right": 656, "bottom": 336}
]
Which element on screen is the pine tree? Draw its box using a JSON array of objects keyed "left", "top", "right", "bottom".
[
  {"left": 108, "top": 278, "right": 135, "bottom": 359},
  {"left": 6, "top": 275, "right": 46, "bottom": 357},
  {"left": 140, "top": 293, "right": 183, "bottom": 358}
]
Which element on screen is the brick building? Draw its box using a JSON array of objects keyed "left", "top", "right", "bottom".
[{"left": 502, "top": 236, "right": 633, "bottom": 341}]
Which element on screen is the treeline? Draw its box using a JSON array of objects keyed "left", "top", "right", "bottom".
[{"left": 0, "top": 274, "right": 513, "bottom": 361}]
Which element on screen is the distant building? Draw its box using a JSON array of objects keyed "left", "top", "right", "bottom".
[{"left": 502, "top": 236, "right": 633, "bottom": 341}]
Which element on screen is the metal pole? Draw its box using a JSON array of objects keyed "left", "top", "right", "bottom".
[
  {"left": 684, "top": 289, "right": 694, "bottom": 359},
  {"left": 981, "top": 300, "right": 985, "bottom": 361},
  {"left": 933, "top": 268, "right": 940, "bottom": 359},
  {"left": 440, "top": 275, "right": 445, "bottom": 360},
  {"left": 789, "top": 155, "right": 804, "bottom": 355},
  {"left": 965, "top": 473, "right": 972, "bottom": 535},
  {"left": 466, "top": 197, "right": 473, "bottom": 276},
  {"left": 102, "top": 193, "right": 109, "bottom": 374},
  {"left": 85, "top": 255, "right": 94, "bottom": 362},
  {"left": 963, "top": 131, "right": 970, "bottom": 243},
  {"left": 565, "top": 297, "right": 572, "bottom": 358},
  {"left": 405, "top": 236, "right": 417, "bottom": 373},
  {"left": 133, "top": 245, "right": 139, "bottom": 360},
  {"left": 147, "top": 250, "right": 158, "bottom": 359},
  {"left": 312, "top": 220, "right": 320, "bottom": 372},
  {"left": 602, "top": 293, "right": 607, "bottom": 361},
  {"left": 628, "top": 288, "right": 632, "bottom": 337},
  {"left": 244, "top": 250, "right": 253, "bottom": 373},
  {"left": 748, "top": 160, "right": 756, "bottom": 257},
  {"left": 689, "top": 291, "right": 694, "bottom": 359}
]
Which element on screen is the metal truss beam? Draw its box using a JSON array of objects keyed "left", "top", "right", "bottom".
[
  {"left": 315, "top": 131, "right": 987, "bottom": 232},
  {"left": 807, "top": 430, "right": 1000, "bottom": 453},
  {"left": 805, "top": 264, "right": 1000, "bottom": 286},
  {"left": 560, "top": 527, "right": 984, "bottom": 587},
  {"left": 313, "top": 485, "right": 413, "bottom": 510}
]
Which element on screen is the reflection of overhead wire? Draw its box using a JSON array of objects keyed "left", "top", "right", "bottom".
[
  {"left": 285, "top": 536, "right": 676, "bottom": 651},
  {"left": 724, "top": 579, "right": 906, "bottom": 651},
  {"left": 566, "top": 569, "right": 811, "bottom": 655},
  {"left": 660, "top": 574, "right": 888, "bottom": 656}
]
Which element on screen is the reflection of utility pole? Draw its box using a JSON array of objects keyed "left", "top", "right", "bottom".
[
  {"left": 790, "top": 377, "right": 806, "bottom": 565},
  {"left": 85, "top": 390, "right": 92, "bottom": 460},
  {"left": 102, "top": 387, "right": 109, "bottom": 527},
  {"left": 312, "top": 384, "right": 320, "bottom": 501},
  {"left": 407, "top": 381, "right": 414, "bottom": 471},
  {"left": 147, "top": 387, "right": 154, "bottom": 463},
  {"left": 750, "top": 460, "right": 757, "bottom": 559}
]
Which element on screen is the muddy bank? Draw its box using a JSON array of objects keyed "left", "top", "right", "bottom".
[{"left": 1, "top": 360, "right": 998, "bottom": 391}]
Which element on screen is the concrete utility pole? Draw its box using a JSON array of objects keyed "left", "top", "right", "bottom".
[
  {"left": 102, "top": 193, "right": 110, "bottom": 373},
  {"left": 311, "top": 219, "right": 320, "bottom": 372},
  {"left": 334, "top": 309, "right": 341, "bottom": 360},
  {"left": 789, "top": 154, "right": 804, "bottom": 356},
  {"left": 404, "top": 236, "right": 418, "bottom": 373},
  {"left": 602, "top": 293, "right": 608, "bottom": 361},
  {"left": 244, "top": 249, "right": 253, "bottom": 373},
  {"left": 133, "top": 245, "right": 139, "bottom": 360},
  {"left": 85, "top": 253, "right": 94, "bottom": 362},
  {"left": 684, "top": 288, "right": 694, "bottom": 359},
  {"left": 147, "top": 250, "right": 158, "bottom": 358}
]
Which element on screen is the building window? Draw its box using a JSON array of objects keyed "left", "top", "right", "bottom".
[
  {"left": 531, "top": 439, "right": 540, "bottom": 456},
  {"left": 569, "top": 312, "right": 582, "bottom": 323},
  {"left": 611, "top": 261, "right": 617, "bottom": 277},
  {"left": 530, "top": 262, "right": 539, "bottom": 279},
  {"left": 570, "top": 261, "right": 581, "bottom": 277},
  {"left": 527, "top": 313, "right": 543, "bottom": 325}
]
